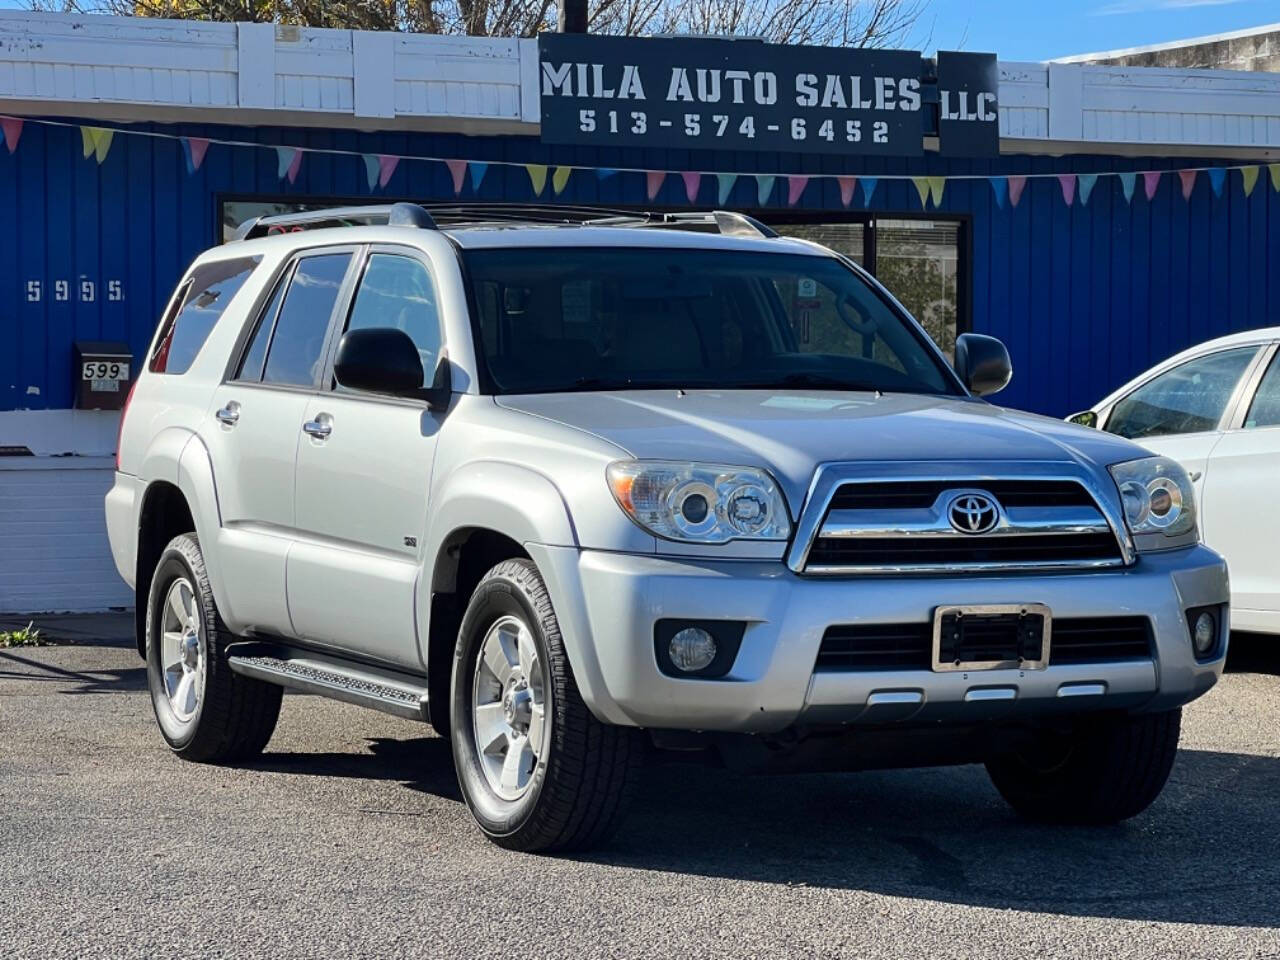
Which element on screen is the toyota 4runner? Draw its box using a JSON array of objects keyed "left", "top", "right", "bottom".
[{"left": 106, "top": 203, "right": 1229, "bottom": 852}]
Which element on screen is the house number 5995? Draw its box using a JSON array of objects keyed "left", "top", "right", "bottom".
[{"left": 25, "top": 278, "right": 124, "bottom": 302}]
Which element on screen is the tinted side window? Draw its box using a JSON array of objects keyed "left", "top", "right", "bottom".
[
  {"left": 1106, "top": 347, "right": 1257, "bottom": 440},
  {"left": 343, "top": 255, "right": 442, "bottom": 388},
  {"left": 150, "top": 256, "right": 261, "bottom": 375},
  {"left": 236, "top": 264, "right": 291, "bottom": 382},
  {"left": 1245, "top": 352, "right": 1280, "bottom": 429},
  {"left": 261, "top": 253, "right": 352, "bottom": 388}
]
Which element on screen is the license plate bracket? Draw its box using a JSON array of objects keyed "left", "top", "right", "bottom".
[{"left": 931, "top": 603, "right": 1051, "bottom": 672}]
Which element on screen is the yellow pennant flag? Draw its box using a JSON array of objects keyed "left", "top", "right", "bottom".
[
  {"left": 80, "top": 126, "right": 114, "bottom": 164},
  {"left": 912, "top": 177, "right": 931, "bottom": 208},
  {"left": 551, "top": 166, "right": 572, "bottom": 195},
  {"left": 928, "top": 176, "right": 945, "bottom": 206},
  {"left": 1270, "top": 163, "right": 1280, "bottom": 192},
  {"left": 1241, "top": 166, "right": 1260, "bottom": 197},
  {"left": 526, "top": 164, "right": 548, "bottom": 196},
  {"left": 81, "top": 126, "right": 95, "bottom": 158}
]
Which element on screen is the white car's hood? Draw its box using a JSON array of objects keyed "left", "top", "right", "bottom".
[{"left": 496, "top": 390, "right": 1148, "bottom": 510}]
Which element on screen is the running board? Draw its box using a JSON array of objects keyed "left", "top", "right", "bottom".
[{"left": 226, "top": 643, "right": 429, "bottom": 722}]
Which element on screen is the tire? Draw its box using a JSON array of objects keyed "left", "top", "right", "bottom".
[
  {"left": 985, "top": 708, "right": 1182, "bottom": 825},
  {"left": 450, "top": 558, "right": 642, "bottom": 852},
  {"left": 145, "top": 533, "right": 282, "bottom": 763}
]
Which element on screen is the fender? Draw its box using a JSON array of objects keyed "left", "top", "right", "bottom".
[{"left": 173, "top": 433, "right": 238, "bottom": 625}]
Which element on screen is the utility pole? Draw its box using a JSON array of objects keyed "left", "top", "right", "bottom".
[{"left": 558, "top": 0, "right": 587, "bottom": 33}]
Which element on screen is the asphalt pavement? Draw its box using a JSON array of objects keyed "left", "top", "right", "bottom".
[{"left": 2, "top": 618, "right": 1279, "bottom": 959}]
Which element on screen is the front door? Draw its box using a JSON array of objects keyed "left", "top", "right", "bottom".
[
  {"left": 289, "top": 249, "right": 447, "bottom": 669},
  {"left": 201, "top": 249, "right": 357, "bottom": 635}
]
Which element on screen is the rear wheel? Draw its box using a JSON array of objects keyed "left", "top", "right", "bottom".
[
  {"left": 146, "top": 534, "right": 282, "bottom": 762},
  {"left": 450, "top": 558, "right": 642, "bottom": 852},
  {"left": 986, "top": 708, "right": 1181, "bottom": 824}
]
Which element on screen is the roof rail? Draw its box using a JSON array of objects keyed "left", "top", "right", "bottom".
[
  {"left": 231, "top": 202, "right": 437, "bottom": 241},
  {"left": 581, "top": 210, "right": 778, "bottom": 239}
]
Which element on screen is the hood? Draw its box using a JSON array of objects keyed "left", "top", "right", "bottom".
[{"left": 496, "top": 390, "right": 1149, "bottom": 510}]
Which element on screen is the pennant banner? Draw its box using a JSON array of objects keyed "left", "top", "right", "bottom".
[
  {"left": 646, "top": 170, "right": 666, "bottom": 201},
  {"left": 912, "top": 177, "right": 930, "bottom": 208},
  {"left": 716, "top": 174, "right": 736, "bottom": 205},
  {"left": 1, "top": 116, "right": 21, "bottom": 154},
  {"left": 756, "top": 175, "right": 775, "bottom": 205},
  {"left": 860, "top": 177, "right": 878, "bottom": 205},
  {"left": 1008, "top": 176, "right": 1027, "bottom": 208},
  {"left": 445, "top": 159, "right": 467, "bottom": 195},
  {"left": 1058, "top": 174, "right": 1076, "bottom": 207},
  {"left": 836, "top": 176, "right": 856, "bottom": 208},
  {"left": 1143, "top": 171, "right": 1161, "bottom": 201},
  {"left": 1178, "top": 169, "right": 1196, "bottom": 201},
  {"left": 1207, "top": 168, "right": 1225, "bottom": 197},
  {"left": 526, "top": 164, "right": 548, "bottom": 197},
  {"left": 80, "top": 126, "right": 114, "bottom": 164},
  {"left": 1242, "top": 166, "right": 1260, "bottom": 197},
  {"left": 1119, "top": 172, "right": 1137, "bottom": 203},
  {"left": 363, "top": 153, "right": 379, "bottom": 191},
  {"left": 928, "top": 176, "right": 945, "bottom": 207},
  {"left": 1271, "top": 164, "right": 1280, "bottom": 192},
  {"left": 787, "top": 175, "right": 809, "bottom": 206},
  {"left": 1078, "top": 173, "right": 1098, "bottom": 206},
  {"left": 988, "top": 177, "right": 1007, "bottom": 209},
  {"left": 552, "top": 166, "right": 572, "bottom": 195},
  {"left": 182, "top": 136, "right": 210, "bottom": 175},
  {"left": 470, "top": 162, "right": 488, "bottom": 191},
  {"left": 681, "top": 171, "right": 701, "bottom": 203},
  {"left": 378, "top": 154, "right": 398, "bottom": 188},
  {"left": 275, "top": 146, "right": 301, "bottom": 183}
]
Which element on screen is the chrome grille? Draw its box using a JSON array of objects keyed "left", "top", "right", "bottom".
[{"left": 790, "top": 468, "right": 1130, "bottom": 576}]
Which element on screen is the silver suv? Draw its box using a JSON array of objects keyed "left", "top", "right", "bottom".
[{"left": 106, "top": 204, "right": 1229, "bottom": 851}]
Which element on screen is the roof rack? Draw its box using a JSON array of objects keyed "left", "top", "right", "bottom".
[{"left": 230, "top": 202, "right": 778, "bottom": 241}]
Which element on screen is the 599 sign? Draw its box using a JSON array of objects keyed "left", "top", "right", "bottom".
[{"left": 578, "top": 108, "right": 888, "bottom": 146}]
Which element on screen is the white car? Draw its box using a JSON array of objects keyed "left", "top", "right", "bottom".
[{"left": 1070, "top": 327, "right": 1280, "bottom": 634}]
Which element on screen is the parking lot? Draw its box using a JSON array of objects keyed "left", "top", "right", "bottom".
[{"left": 2, "top": 620, "right": 1279, "bottom": 960}]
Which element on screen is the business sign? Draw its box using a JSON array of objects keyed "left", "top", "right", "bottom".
[{"left": 538, "top": 34, "right": 998, "bottom": 158}]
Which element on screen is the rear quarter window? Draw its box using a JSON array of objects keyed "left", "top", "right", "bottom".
[{"left": 150, "top": 256, "right": 262, "bottom": 375}]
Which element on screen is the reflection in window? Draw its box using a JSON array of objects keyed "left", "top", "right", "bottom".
[
  {"left": 151, "top": 257, "right": 261, "bottom": 375},
  {"left": 1246, "top": 354, "right": 1280, "bottom": 429},
  {"left": 261, "top": 254, "right": 352, "bottom": 388},
  {"left": 1106, "top": 347, "right": 1258, "bottom": 439},
  {"left": 344, "top": 255, "right": 442, "bottom": 388}
]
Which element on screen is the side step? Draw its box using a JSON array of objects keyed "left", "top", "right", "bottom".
[{"left": 227, "top": 643, "right": 429, "bottom": 722}]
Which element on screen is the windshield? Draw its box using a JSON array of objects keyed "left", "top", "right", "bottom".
[{"left": 463, "top": 246, "right": 960, "bottom": 396}]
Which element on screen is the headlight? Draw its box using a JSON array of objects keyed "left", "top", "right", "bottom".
[
  {"left": 1108, "top": 456, "right": 1198, "bottom": 550},
  {"left": 606, "top": 461, "right": 791, "bottom": 543}
]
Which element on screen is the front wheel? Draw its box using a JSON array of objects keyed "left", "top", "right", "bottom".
[
  {"left": 986, "top": 708, "right": 1182, "bottom": 825},
  {"left": 450, "top": 558, "right": 642, "bottom": 852}
]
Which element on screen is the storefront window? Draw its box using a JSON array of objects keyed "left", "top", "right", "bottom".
[{"left": 874, "top": 220, "right": 960, "bottom": 356}]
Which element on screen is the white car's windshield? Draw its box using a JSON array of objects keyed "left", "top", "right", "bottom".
[{"left": 463, "top": 247, "right": 960, "bottom": 396}]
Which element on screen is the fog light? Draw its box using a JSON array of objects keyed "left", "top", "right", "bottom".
[
  {"left": 669, "top": 627, "right": 717, "bottom": 672},
  {"left": 1193, "top": 610, "right": 1217, "bottom": 656}
]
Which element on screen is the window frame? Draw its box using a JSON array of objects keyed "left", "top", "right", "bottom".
[
  {"left": 1101, "top": 344, "right": 1268, "bottom": 439},
  {"left": 318, "top": 244, "right": 448, "bottom": 404},
  {"left": 1230, "top": 341, "right": 1280, "bottom": 432},
  {"left": 223, "top": 243, "right": 363, "bottom": 395}
]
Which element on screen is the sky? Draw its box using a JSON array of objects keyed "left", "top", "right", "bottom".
[{"left": 911, "top": 0, "right": 1280, "bottom": 61}]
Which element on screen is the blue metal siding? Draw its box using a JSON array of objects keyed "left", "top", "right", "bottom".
[{"left": 1, "top": 116, "right": 1278, "bottom": 415}]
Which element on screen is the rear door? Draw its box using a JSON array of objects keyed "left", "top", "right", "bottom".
[
  {"left": 289, "top": 247, "right": 447, "bottom": 669},
  {"left": 1199, "top": 343, "right": 1280, "bottom": 631},
  {"left": 201, "top": 248, "right": 358, "bottom": 635},
  {"left": 1101, "top": 345, "right": 1265, "bottom": 524}
]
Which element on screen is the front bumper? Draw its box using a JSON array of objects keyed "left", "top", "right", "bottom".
[{"left": 529, "top": 543, "right": 1229, "bottom": 733}]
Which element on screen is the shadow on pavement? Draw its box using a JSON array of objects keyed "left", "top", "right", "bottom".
[
  {"left": 1226, "top": 631, "right": 1280, "bottom": 676},
  {"left": 250, "top": 736, "right": 463, "bottom": 802},
  {"left": 0, "top": 648, "right": 146, "bottom": 693}
]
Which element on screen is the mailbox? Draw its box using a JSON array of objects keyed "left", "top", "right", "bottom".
[{"left": 73, "top": 341, "right": 134, "bottom": 410}]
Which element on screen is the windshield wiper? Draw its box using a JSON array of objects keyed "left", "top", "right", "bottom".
[
  {"left": 729, "top": 372, "right": 880, "bottom": 391},
  {"left": 569, "top": 376, "right": 688, "bottom": 391}
]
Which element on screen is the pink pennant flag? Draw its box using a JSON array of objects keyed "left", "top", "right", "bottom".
[
  {"left": 445, "top": 159, "right": 467, "bottom": 195},
  {"left": 1143, "top": 171, "right": 1161, "bottom": 200},
  {"left": 1058, "top": 174, "right": 1076, "bottom": 206},
  {"left": 786, "top": 176, "right": 809, "bottom": 206},
  {"left": 186, "top": 137, "right": 210, "bottom": 172},
  {"left": 646, "top": 171, "right": 666, "bottom": 201},
  {"left": 2, "top": 117, "right": 24, "bottom": 154},
  {"left": 1008, "top": 176, "right": 1027, "bottom": 208},
  {"left": 287, "top": 148, "right": 303, "bottom": 184},
  {"left": 1178, "top": 169, "right": 1197, "bottom": 200},
  {"left": 836, "top": 176, "right": 856, "bottom": 207},
  {"left": 378, "top": 155, "right": 399, "bottom": 188},
  {"left": 681, "top": 171, "right": 701, "bottom": 203}
]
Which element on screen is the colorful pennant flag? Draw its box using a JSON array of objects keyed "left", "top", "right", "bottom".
[
  {"left": 1078, "top": 174, "right": 1099, "bottom": 206},
  {"left": 681, "top": 171, "right": 701, "bottom": 203},
  {"left": 1118, "top": 172, "right": 1137, "bottom": 203},
  {"left": 526, "top": 163, "right": 548, "bottom": 197},
  {"left": 988, "top": 177, "right": 1007, "bottom": 208},
  {"left": 1008, "top": 176, "right": 1027, "bottom": 208},
  {"left": 275, "top": 146, "right": 301, "bottom": 183},
  {"left": 181, "top": 137, "right": 209, "bottom": 175},
  {"left": 646, "top": 171, "right": 666, "bottom": 201},
  {"left": 1270, "top": 164, "right": 1280, "bottom": 191},
  {"left": 470, "top": 162, "right": 488, "bottom": 191},
  {"left": 1, "top": 116, "right": 21, "bottom": 153},
  {"left": 756, "top": 175, "right": 775, "bottom": 205},
  {"left": 445, "top": 159, "right": 467, "bottom": 195},
  {"left": 716, "top": 174, "right": 736, "bottom": 205},
  {"left": 911, "top": 177, "right": 930, "bottom": 208},
  {"left": 836, "top": 176, "right": 856, "bottom": 207},
  {"left": 927, "top": 176, "right": 945, "bottom": 207},
  {"left": 80, "top": 126, "right": 114, "bottom": 164},
  {"left": 1058, "top": 174, "right": 1076, "bottom": 206},
  {"left": 378, "top": 155, "right": 399, "bottom": 188},
  {"left": 363, "top": 154, "right": 380, "bottom": 191},
  {"left": 1142, "top": 171, "right": 1161, "bottom": 200},
  {"left": 1241, "top": 166, "right": 1260, "bottom": 197},
  {"left": 787, "top": 175, "right": 809, "bottom": 206},
  {"left": 552, "top": 166, "right": 572, "bottom": 195},
  {"left": 1178, "top": 169, "right": 1197, "bottom": 200},
  {"left": 860, "top": 177, "right": 879, "bottom": 205},
  {"left": 1207, "top": 168, "right": 1226, "bottom": 197}
]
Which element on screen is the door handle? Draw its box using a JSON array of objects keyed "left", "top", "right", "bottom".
[
  {"left": 302, "top": 414, "right": 333, "bottom": 440},
  {"left": 215, "top": 402, "right": 240, "bottom": 427}
]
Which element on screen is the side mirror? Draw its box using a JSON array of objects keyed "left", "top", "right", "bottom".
[
  {"left": 954, "top": 333, "right": 1012, "bottom": 397},
  {"left": 1067, "top": 410, "right": 1099, "bottom": 429},
  {"left": 334, "top": 328, "right": 451, "bottom": 409}
]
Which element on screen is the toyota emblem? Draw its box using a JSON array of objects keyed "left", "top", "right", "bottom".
[{"left": 947, "top": 492, "right": 1001, "bottom": 534}]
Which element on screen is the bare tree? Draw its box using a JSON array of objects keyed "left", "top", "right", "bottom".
[{"left": 27, "top": 0, "right": 925, "bottom": 47}]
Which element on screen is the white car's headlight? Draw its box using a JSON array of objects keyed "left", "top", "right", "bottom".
[
  {"left": 606, "top": 461, "right": 791, "bottom": 544},
  {"left": 1108, "top": 456, "right": 1198, "bottom": 550}
]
